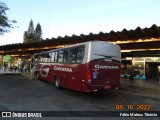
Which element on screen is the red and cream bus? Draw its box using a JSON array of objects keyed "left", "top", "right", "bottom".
[{"left": 32, "top": 41, "right": 121, "bottom": 92}]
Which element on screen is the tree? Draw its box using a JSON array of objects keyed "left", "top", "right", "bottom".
[
  {"left": 27, "top": 19, "right": 34, "bottom": 34},
  {"left": 23, "top": 31, "right": 28, "bottom": 43},
  {"left": 0, "top": 1, "right": 16, "bottom": 35},
  {"left": 27, "top": 19, "right": 35, "bottom": 43},
  {"left": 23, "top": 19, "right": 43, "bottom": 43},
  {"left": 35, "top": 22, "right": 42, "bottom": 42}
]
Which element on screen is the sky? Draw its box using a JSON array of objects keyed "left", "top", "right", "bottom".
[{"left": 0, "top": 0, "right": 160, "bottom": 45}]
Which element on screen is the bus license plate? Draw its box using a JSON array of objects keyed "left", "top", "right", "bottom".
[{"left": 105, "top": 86, "right": 111, "bottom": 89}]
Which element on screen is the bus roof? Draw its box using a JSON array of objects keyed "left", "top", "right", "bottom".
[{"left": 34, "top": 40, "right": 119, "bottom": 55}]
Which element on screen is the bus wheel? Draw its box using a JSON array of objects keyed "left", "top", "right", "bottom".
[{"left": 55, "top": 76, "right": 60, "bottom": 88}]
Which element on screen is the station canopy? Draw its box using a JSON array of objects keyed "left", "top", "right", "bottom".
[{"left": 0, "top": 24, "right": 160, "bottom": 57}]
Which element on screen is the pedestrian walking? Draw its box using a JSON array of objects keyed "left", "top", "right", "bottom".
[
  {"left": 124, "top": 72, "right": 128, "bottom": 82},
  {"left": 135, "top": 74, "right": 140, "bottom": 80},
  {"left": 142, "top": 74, "right": 146, "bottom": 82},
  {"left": 24, "top": 65, "right": 28, "bottom": 73},
  {"left": 4, "top": 62, "right": 7, "bottom": 71},
  {"left": 129, "top": 71, "right": 134, "bottom": 82}
]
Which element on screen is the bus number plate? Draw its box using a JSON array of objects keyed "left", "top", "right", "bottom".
[{"left": 105, "top": 86, "right": 111, "bottom": 89}]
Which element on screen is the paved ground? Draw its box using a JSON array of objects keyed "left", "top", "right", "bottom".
[
  {"left": 0, "top": 74, "right": 160, "bottom": 120},
  {"left": 121, "top": 78, "right": 160, "bottom": 91}
]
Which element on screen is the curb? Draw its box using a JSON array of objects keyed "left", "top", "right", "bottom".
[
  {"left": 0, "top": 73, "right": 20, "bottom": 75},
  {"left": 120, "top": 82, "right": 160, "bottom": 92},
  {"left": 0, "top": 70, "right": 20, "bottom": 75}
]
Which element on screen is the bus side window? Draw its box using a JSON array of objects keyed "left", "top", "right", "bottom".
[
  {"left": 51, "top": 52, "right": 55, "bottom": 62},
  {"left": 35, "top": 55, "right": 40, "bottom": 63},
  {"left": 54, "top": 51, "right": 58, "bottom": 63},
  {"left": 76, "top": 46, "right": 84, "bottom": 63},
  {"left": 44, "top": 53, "right": 48, "bottom": 62},
  {"left": 69, "top": 48, "right": 76, "bottom": 63},
  {"left": 58, "top": 50, "right": 64, "bottom": 63},
  {"left": 64, "top": 50, "right": 68, "bottom": 63},
  {"left": 48, "top": 53, "right": 52, "bottom": 62},
  {"left": 34, "top": 55, "right": 38, "bottom": 63},
  {"left": 40, "top": 54, "right": 45, "bottom": 62},
  {"left": 40, "top": 57, "right": 43, "bottom": 62}
]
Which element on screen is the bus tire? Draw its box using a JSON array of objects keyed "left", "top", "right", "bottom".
[{"left": 54, "top": 76, "right": 60, "bottom": 88}]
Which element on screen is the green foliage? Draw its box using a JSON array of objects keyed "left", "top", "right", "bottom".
[
  {"left": 35, "top": 22, "right": 42, "bottom": 42},
  {"left": 23, "top": 19, "right": 42, "bottom": 43},
  {"left": 0, "top": 1, "right": 16, "bottom": 35},
  {"left": 23, "top": 31, "right": 28, "bottom": 43},
  {"left": 28, "top": 19, "right": 34, "bottom": 35},
  {"left": 23, "top": 19, "right": 34, "bottom": 43}
]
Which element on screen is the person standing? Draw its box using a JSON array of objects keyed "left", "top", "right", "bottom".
[
  {"left": 142, "top": 74, "right": 146, "bottom": 82},
  {"left": 124, "top": 72, "right": 128, "bottom": 82},
  {"left": 4, "top": 62, "right": 7, "bottom": 71},
  {"left": 129, "top": 71, "right": 134, "bottom": 82}
]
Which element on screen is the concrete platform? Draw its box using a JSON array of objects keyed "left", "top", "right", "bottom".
[
  {"left": 121, "top": 78, "right": 160, "bottom": 91},
  {"left": 0, "top": 69, "right": 20, "bottom": 75}
]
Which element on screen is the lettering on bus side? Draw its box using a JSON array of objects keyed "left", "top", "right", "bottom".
[
  {"left": 54, "top": 66, "right": 72, "bottom": 72},
  {"left": 95, "top": 65, "right": 119, "bottom": 69}
]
